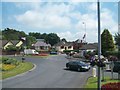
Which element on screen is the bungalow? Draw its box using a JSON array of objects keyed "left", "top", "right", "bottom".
[
  {"left": 11, "top": 40, "right": 23, "bottom": 47},
  {"left": 2, "top": 40, "right": 13, "bottom": 50},
  {"left": 79, "top": 43, "right": 98, "bottom": 52},
  {"left": 1, "top": 40, "right": 23, "bottom": 50},
  {"left": 33, "top": 39, "right": 51, "bottom": 51},
  {"left": 54, "top": 41, "right": 73, "bottom": 52}
]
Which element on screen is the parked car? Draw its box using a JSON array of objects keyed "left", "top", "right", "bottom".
[
  {"left": 50, "top": 51, "right": 57, "bottom": 55},
  {"left": 66, "top": 60, "right": 90, "bottom": 71}
]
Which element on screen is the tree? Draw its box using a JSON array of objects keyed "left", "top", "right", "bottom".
[
  {"left": 26, "top": 36, "right": 37, "bottom": 49},
  {"left": 2, "top": 28, "right": 26, "bottom": 40},
  {"left": 45, "top": 33, "right": 60, "bottom": 46},
  {"left": 6, "top": 45, "right": 19, "bottom": 52},
  {"left": 114, "top": 33, "right": 120, "bottom": 51},
  {"left": 29, "top": 32, "right": 41, "bottom": 39},
  {"left": 101, "top": 29, "right": 115, "bottom": 55},
  {"left": 0, "top": 30, "right": 2, "bottom": 40},
  {"left": 41, "top": 33, "right": 47, "bottom": 39}
]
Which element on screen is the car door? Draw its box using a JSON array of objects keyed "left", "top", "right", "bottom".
[{"left": 71, "top": 62, "right": 78, "bottom": 70}]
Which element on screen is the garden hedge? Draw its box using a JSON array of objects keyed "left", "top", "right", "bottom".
[{"left": 113, "top": 61, "right": 120, "bottom": 73}]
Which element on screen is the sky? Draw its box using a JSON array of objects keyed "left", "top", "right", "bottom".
[{"left": 1, "top": 0, "right": 119, "bottom": 43}]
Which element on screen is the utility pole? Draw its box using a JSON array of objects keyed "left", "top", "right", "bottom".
[{"left": 97, "top": 0, "right": 101, "bottom": 90}]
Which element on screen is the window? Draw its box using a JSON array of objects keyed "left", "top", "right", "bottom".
[
  {"left": 61, "top": 46, "right": 64, "bottom": 49},
  {"left": 40, "top": 46, "right": 44, "bottom": 50},
  {"left": 68, "top": 46, "right": 71, "bottom": 49}
]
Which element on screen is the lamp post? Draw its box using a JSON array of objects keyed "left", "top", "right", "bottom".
[
  {"left": 97, "top": 0, "right": 101, "bottom": 90},
  {"left": 118, "top": 24, "right": 120, "bottom": 51},
  {"left": 83, "top": 22, "right": 86, "bottom": 43}
]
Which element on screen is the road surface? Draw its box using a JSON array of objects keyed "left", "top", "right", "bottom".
[{"left": 2, "top": 54, "right": 92, "bottom": 88}]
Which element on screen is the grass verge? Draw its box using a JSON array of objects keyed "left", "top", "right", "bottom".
[
  {"left": 26, "top": 55, "right": 49, "bottom": 58},
  {"left": 1, "top": 62, "right": 34, "bottom": 79},
  {"left": 85, "top": 76, "right": 120, "bottom": 88}
]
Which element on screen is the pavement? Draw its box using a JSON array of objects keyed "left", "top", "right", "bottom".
[{"left": 2, "top": 54, "right": 93, "bottom": 88}]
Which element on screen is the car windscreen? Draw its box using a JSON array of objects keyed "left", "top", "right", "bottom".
[{"left": 78, "top": 61, "right": 87, "bottom": 66}]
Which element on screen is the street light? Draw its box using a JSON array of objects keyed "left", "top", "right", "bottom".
[
  {"left": 82, "top": 22, "right": 86, "bottom": 43},
  {"left": 97, "top": 0, "right": 101, "bottom": 90},
  {"left": 118, "top": 23, "right": 120, "bottom": 33}
]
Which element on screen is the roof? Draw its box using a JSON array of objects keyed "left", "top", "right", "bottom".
[
  {"left": 11, "top": 40, "right": 20, "bottom": 45},
  {"left": 34, "top": 41, "right": 51, "bottom": 47},
  {"left": 1, "top": 40, "right": 11, "bottom": 46},
  {"left": 75, "top": 39, "right": 82, "bottom": 43},
  {"left": 0, "top": 40, "right": 22, "bottom": 47},
  {"left": 54, "top": 41, "right": 73, "bottom": 46},
  {"left": 79, "top": 43, "right": 98, "bottom": 50}
]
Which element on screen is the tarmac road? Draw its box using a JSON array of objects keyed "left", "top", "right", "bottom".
[{"left": 2, "top": 54, "right": 92, "bottom": 88}]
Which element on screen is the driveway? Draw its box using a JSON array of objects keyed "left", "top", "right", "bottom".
[{"left": 2, "top": 54, "right": 92, "bottom": 88}]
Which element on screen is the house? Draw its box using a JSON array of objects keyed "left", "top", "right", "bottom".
[
  {"left": 33, "top": 39, "right": 51, "bottom": 51},
  {"left": 79, "top": 43, "right": 98, "bottom": 52},
  {"left": 1, "top": 40, "right": 23, "bottom": 55},
  {"left": 73, "top": 39, "right": 87, "bottom": 50},
  {"left": 11, "top": 40, "right": 23, "bottom": 47},
  {"left": 1, "top": 40, "right": 23, "bottom": 50},
  {"left": 73, "top": 39, "right": 83, "bottom": 50},
  {"left": 2, "top": 40, "right": 13, "bottom": 50},
  {"left": 54, "top": 41, "right": 73, "bottom": 52}
]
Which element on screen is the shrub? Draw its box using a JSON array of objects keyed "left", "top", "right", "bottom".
[
  {"left": 108, "top": 55, "right": 118, "bottom": 61},
  {"left": 102, "top": 82, "right": 120, "bottom": 90},
  {"left": 6, "top": 45, "right": 18, "bottom": 52},
  {"left": 105, "top": 51, "right": 120, "bottom": 59},
  {"left": 63, "top": 50, "right": 79, "bottom": 54},
  {"left": 113, "top": 61, "right": 120, "bottom": 73},
  {"left": 63, "top": 50, "right": 73, "bottom": 54},
  {"left": 2, "top": 64, "right": 16, "bottom": 71},
  {"left": 2, "top": 57, "right": 19, "bottom": 65}
]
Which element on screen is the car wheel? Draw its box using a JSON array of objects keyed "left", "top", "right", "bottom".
[
  {"left": 77, "top": 68, "right": 81, "bottom": 72},
  {"left": 66, "top": 65, "right": 70, "bottom": 69}
]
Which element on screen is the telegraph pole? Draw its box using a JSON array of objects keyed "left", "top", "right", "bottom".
[{"left": 97, "top": 0, "right": 101, "bottom": 90}]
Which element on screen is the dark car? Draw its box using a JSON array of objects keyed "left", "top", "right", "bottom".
[
  {"left": 66, "top": 60, "right": 90, "bottom": 71},
  {"left": 50, "top": 51, "right": 57, "bottom": 55}
]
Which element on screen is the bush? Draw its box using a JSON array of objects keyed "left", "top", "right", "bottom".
[
  {"left": 63, "top": 50, "right": 79, "bottom": 54},
  {"left": 6, "top": 45, "right": 18, "bottom": 52},
  {"left": 105, "top": 51, "right": 120, "bottom": 59},
  {"left": 113, "top": 61, "right": 120, "bottom": 73},
  {"left": 2, "top": 64, "right": 16, "bottom": 71},
  {"left": 102, "top": 82, "right": 120, "bottom": 90},
  {"left": 2, "top": 57, "right": 19, "bottom": 65},
  {"left": 63, "top": 50, "right": 72, "bottom": 54}
]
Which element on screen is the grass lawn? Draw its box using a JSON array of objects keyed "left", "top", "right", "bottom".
[
  {"left": 1, "top": 62, "right": 34, "bottom": 79},
  {"left": 85, "top": 76, "right": 120, "bottom": 88}
]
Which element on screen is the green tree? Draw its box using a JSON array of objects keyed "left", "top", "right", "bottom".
[
  {"left": 41, "top": 33, "right": 47, "bottom": 39},
  {"left": 29, "top": 32, "right": 41, "bottom": 39},
  {"left": 0, "top": 30, "right": 2, "bottom": 40},
  {"left": 26, "top": 36, "right": 37, "bottom": 48},
  {"left": 6, "top": 45, "right": 18, "bottom": 52},
  {"left": 101, "top": 29, "right": 115, "bottom": 55},
  {"left": 45, "top": 33, "right": 60, "bottom": 46},
  {"left": 2, "top": 28, "right": 26, "bottom": 40},
  {"left": 114, "top": 33, "right": 120, "bottom": 51}
]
